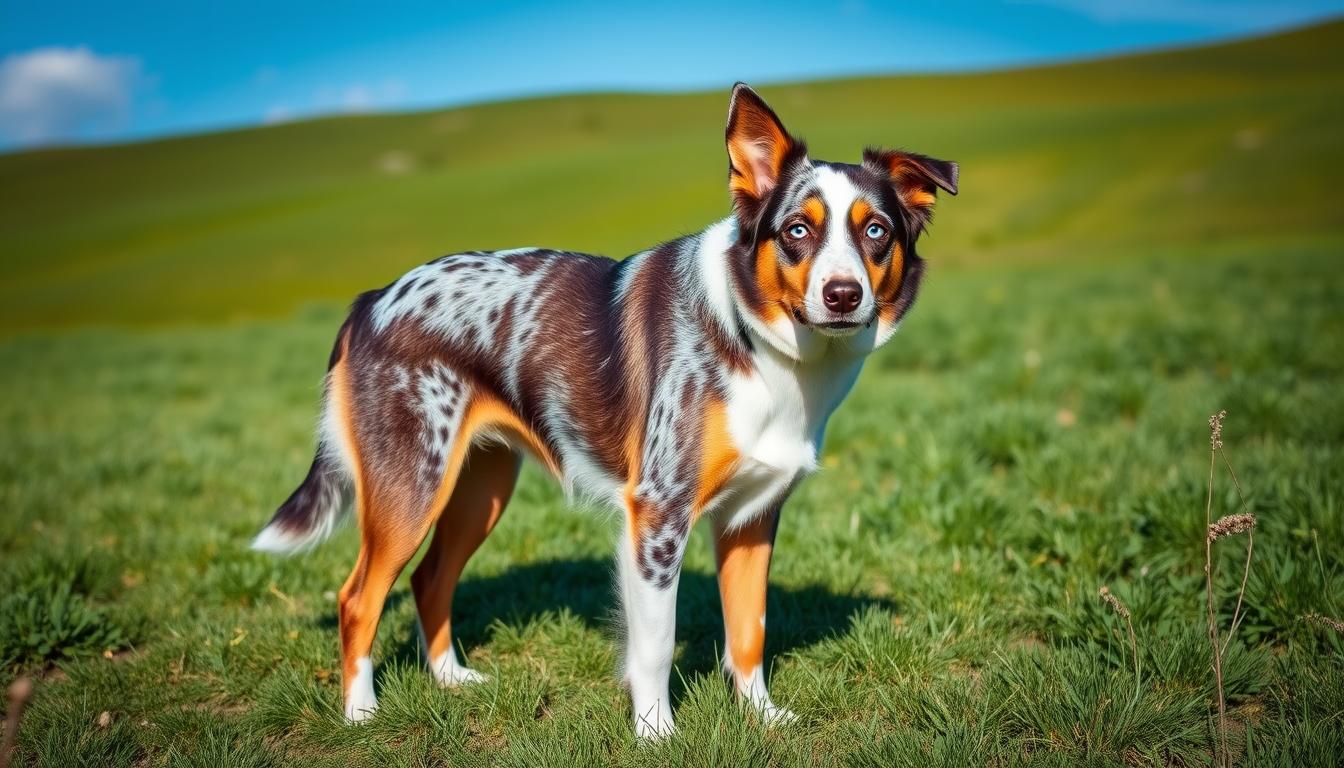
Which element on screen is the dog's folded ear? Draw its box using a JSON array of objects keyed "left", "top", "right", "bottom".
[
  {"left": 863, "top": 148, "right": 959, "bottom": 235},
  {"left": 726, "top": 84, "right": 806, "bottom": 235}
]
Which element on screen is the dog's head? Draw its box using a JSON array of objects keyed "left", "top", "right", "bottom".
[{"left": 724, "top": 83, "right": 957, "bottom": 360}]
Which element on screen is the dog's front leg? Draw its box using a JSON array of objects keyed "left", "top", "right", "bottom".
[
  {"left": 617, "top": 498, "right": 689, "bottom": 740},
  {"left": 714, "top": 504, "right": 795, "bottom": 724}
]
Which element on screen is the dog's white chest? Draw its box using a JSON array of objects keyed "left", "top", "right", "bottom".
[
  {"left": 725, "top": 369, "right": 817, "bottom": 477},
  {"left": 710, "top": 349, "right": 863, "bottom": 525}
]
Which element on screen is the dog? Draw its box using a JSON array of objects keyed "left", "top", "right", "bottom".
[{"left": 253, "top": 83, "right": 957, "bottom": 738}]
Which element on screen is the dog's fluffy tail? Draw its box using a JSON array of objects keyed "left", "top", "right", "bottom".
[{"left": 252, "top": 445, "right": 350, "bottom": 554}]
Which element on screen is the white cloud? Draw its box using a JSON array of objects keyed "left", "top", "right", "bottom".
[
  {"left": 313, "top": 79, "right": 409, "bottom": 117},
  {"left": 0, "top": 46, "right": 142, "bottom": 146},
  {"left": 1020, "top": 0, "right": 1333, "bottom": 28},
  {"left": 340, "top": 83, "right": 373, "bottom": 112},
  {"left": 263, "top": 105, "right": 294, "bottom": 124},
  {"left": 337, "top": 80, "right": 407, "bottom": 113}
]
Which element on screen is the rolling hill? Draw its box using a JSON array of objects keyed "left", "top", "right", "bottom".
[{"left": 1, "top": 20, "right": 1341, "bottom": 330}]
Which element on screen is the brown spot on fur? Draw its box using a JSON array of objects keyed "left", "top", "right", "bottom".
[{"left": 521, "top": 254, "right": 644, "bottom": 481}]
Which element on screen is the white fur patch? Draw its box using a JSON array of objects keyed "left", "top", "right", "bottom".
[
  {"left": 250, "top": 524, "right": 318, "bottom": 554},
  {"left": 697, "top": 218, "right": 741, "bottom": 340},
  {"left": 805, "top": 167, "right": 873, "bottom": 324},
  {"left": 730, "top": 662, "right": 796, "bottom": 725},
  {"left": 617, "top": 529, "right": 678, "bottom": 740},
  {"left": 344, "top": 656, "right": 378, "bottom": 722},
  {"left": 714, "top": 336, "right": 863, "bottom": 530},
  {"left": 429, "top": 648, "right": 488, "bottom": 687}
]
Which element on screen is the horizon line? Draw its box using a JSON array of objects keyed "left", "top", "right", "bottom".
[{"left": 4, "top": 14, "right": 1338, "bottom": 158}]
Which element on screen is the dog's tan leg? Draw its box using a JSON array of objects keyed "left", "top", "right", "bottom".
[
  {"left": 337, "top": 395, "right": 484, "bottom": 722},
  {"left": 411, "top": 443, "right": 520, "bottom": 686},
  {"left": 336, "top": 484, "right": 444, "bottom": 722},
  {"left": 714, "top": 505, "right": 793, "bottom": 723}
]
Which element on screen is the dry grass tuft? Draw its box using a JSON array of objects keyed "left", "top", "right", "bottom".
[
  {"left": 1303, "top": 613, "right": 1344, "bottom": 634},
  {"left": 1098, "top": 585, "right": 1130, "bottom": 619},
  {"left": 1208, "top": 410, "right": 1226, "bottom": 451},
  {"left": 1099, "top": 586, "right": 1140, "bottom": 693},
  {"left": 1203, "top": 410, "right": 1257, "bottom": 768},
  {"left": 1207, "top": 513, "right": 1257, "bottom": 542}
]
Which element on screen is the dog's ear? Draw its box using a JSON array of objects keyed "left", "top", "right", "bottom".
[
  {"left": 863, "top": 148, "right": 958, "bottom": 235},
  {"left": 726, "top": 83, "right": 804, "bottom": 234}
]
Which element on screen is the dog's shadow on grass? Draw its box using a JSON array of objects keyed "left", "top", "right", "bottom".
[{"left": 356, "top": 557, "right": 895, "bottom": 685}]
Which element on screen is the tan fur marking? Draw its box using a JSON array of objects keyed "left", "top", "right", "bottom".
[
  {"left": 802, "top": 196, "right": 826, "bottom": 228},
  {"left": 875, "top": 241, "right": 906, "bottom": 324},
  {"left": 729, "top": 164, "right": 758, "bottom": 196},
  {"left": 714, "top": 510, "right": 776, "bottom": 682},
  {"left": 886, "top": 156, "right": 938, "bottom": 211},
  {"left": 327, "top": 339, "right": 364, "bottom": 524},
  {"left": 753, "top": 240, "right": 810, "bottom": 324},
  {"left": 694, "top": 399, "right": 740, "bottom": 515},
  {"left": 466, "top": 394, "right": 562, "bottom": 479},
  {"left": 412, "top": 443, "right": 518, "bottom": 663},
  {"left": 848, "top": 198, "right": 872, "bottom": 228},
  {"left": 905, "top": 188, "right": 936, "bottom": 208}
]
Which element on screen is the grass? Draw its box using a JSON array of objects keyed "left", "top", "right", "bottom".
[{"left": 2, "top": 19, "right": 1344, "bottom": 768}]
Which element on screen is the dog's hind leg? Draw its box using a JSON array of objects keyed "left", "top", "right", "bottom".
[
  {"left": 336, "top": 362, "right": 477, "bottom": 722},
  {"left": 338, "top": 497, "right": 434, "bottom": 722},
  {"left": 411, "top": 442, "right": 521, "bottom": 687}
]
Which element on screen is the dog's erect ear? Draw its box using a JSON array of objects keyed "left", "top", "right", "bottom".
[
  {"left": 726, "top": 83, "right": 803, "bottom": 233},
  {"left": 863, "top": 148, "right": 958, "bottom": 235}
]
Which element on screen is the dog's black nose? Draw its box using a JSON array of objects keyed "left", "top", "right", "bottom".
[{"left": 822, "top": 280, "right": 863, "bottom": 314}]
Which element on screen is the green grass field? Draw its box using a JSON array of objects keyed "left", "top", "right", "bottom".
[{"left": 2, "top": 21, "right": 1343, "bottom": 768}]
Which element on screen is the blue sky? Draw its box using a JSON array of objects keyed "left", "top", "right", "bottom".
[{"left": 2, "top": 0, "right": 1342, "bottom": 149}]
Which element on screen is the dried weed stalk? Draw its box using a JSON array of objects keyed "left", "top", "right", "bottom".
[
  {"left": 1100, "top": 585, "right": 1141, "bottom": 696},
  {"left": 1204, "top": 410, "right": 1256, "bottom": 768}
]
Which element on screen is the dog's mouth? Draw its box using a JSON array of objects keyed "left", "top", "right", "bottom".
[{"left": 791, "top": 306, "right": 871, "bottom": 335}]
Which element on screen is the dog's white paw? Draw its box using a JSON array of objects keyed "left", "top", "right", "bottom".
[
  {"left": 430, "top": 650, "right": 488, "bottom": 688},
  {"left": 760, "top": 702, "right": 797, "bottom": 726},
  {"left": 343, "top": 700, "right": 378, "bottom": 723},
  {"left": 441, "top": 665, "right": 488, "bottom": 688},
  {"left": 733, "top": 665, "right": 795, "bottom": 727},
  {"left": 633, "top": 702, "right": 676, "bottom": 742},
  {"left": 344, "top": 656, "right": 378, "bottom": 723}
]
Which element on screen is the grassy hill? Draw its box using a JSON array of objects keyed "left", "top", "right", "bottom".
[{"left": 2, "top": 21, "right": 1342, "bottom": 330}]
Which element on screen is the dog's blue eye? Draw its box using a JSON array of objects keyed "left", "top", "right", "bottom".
[
  {"left": 866, "top": 223, "right": 886, "bottom": 240},
  {"left": 787, "top": 224, "right": 809, "bottom": 239}
]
